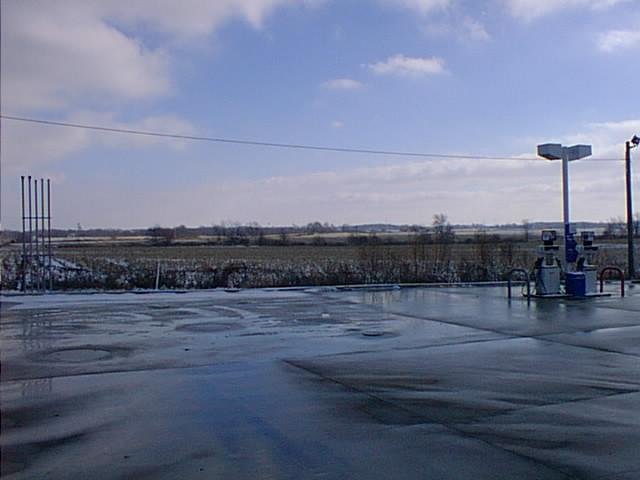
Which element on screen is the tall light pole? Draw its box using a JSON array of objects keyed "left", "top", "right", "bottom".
[
  {"left": 625, "top": 135, "right": 639, "bottom": 279},
  {"left": 538, "top": 143, "right": 592, "bottom": 269}
]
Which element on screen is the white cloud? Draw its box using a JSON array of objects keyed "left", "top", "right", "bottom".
[
  {"left": 563, "top": 119, "right": 640, "bottom": 158},
  {"left": 380, "top": 0, "right": 451, "bottom": 15},
  {"left": 368, "top": 54, "right": 447, "bottom": 76},
  {"left": 0, "top": 0, "right": 295, "bottom": 181},
  {"left": 597, "top": 29, "right": 640, "bottom": 52},
  {"left": 322, "top": 78, "right": 364, "bottom": 90},
  {"left": 385, "top": 0, "right": 488, "bottom": 43},
  {"left": 504, "top": 0, "right": 631, "bottom": 21},
  {"left": 423, "top": 17, "right": 491, "bottom": 43},
  {"left": 1, "top": 113, "right": 197, "bottom": 173},
  {"left": 1, "top": 118, "right": 90, "bottom": 171},
  {"left": 3, "top": 118, "right": 637, "bottom": 228},
  {"left": 101, "top": 0, "right": 319, "bottom": 37},
  {"left": 423, "top": 17, "right": 490, "bottom": 42},
  {"left": 185, "top": 158, "right": 553, "bottom": 226},
  {"left": 188, "top": 118, "right": 638, "bottom": 226},
  {"left": 1, "top": 3, "right": 170, "bottom": 112},
  {"left": 0, "top": 0, "right": 302, "bottom": 113},
  {"left": 462, "top": 17, "right": 490, "bottom": 42},
  {"left": 331, "top": 121, "right": 344, "bottom": 128}
]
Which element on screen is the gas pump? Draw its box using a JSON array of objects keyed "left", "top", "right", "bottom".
[
  {"left": 534, "top": 230, "right": 561, "bottom": 296},
  {"left": 577, "top": 231, "right": 598, "bottom": 295}
]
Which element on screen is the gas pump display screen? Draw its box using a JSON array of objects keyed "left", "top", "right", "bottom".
[
  {"left": 581, "top": 231, "right": 595, "bottom": 243},
  {"left": 541, "top": 230, "right": 556, "bottom": 242}
]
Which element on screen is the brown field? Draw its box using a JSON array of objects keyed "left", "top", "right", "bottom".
[{"left": 0, "top": 237, "right": 631, "bottom": 291}]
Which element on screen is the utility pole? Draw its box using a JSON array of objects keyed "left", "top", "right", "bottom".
[
  {"left": 625, "top": 136, "right": 639, "bottom": 279},
  {"left": 21, "top": 176, "right": 27, "bottom": 291}
]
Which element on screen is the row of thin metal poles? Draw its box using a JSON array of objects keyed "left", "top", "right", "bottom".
[{"left": 20, "top": 176, "right": 53, "bottom": 292}]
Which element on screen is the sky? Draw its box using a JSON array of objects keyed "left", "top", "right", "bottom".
[{"left": 1, "top": 0, "right": 639, "bottom": 229}]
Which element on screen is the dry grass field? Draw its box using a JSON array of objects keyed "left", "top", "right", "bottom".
[{"left": 0, "top": 236, "right": 631, "bottom": 291}]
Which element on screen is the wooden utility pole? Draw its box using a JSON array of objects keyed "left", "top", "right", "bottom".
[{"left": 625, "top": 140, "right": 636, "bottom": 279}]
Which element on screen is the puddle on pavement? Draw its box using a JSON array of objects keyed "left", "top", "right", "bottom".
[
  {"left": 33, "top": 345, "right": 134, "bottom": 363},
  {"left": 361, "top": 330, "right": 397, "bottom": 338},
  {"left": 147, "top": 304, "right": 173, "bottom": 310},
  {"left": 175, "top": 322, "right": 242, "bottom": 333},
  {"left": 43, "top": 347, "right": 113, "bottom": 362},
  {"left": 44, "top": 324, "right": 92, "bottom": 332}
]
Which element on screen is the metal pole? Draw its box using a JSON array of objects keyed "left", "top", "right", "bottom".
[
  {"left": 40, "top": 179, "right": 46, "bottom": 291},
  {"left": 34, "top": 179, "right": 40, "bottom": 291},
  {"left": 21, "top": 176, "right": 26, "bottom": 292},
  {"left": 562, "top": 149, "right": 571, "bottom": 268},
  {"left": 626, "top": 141, "right": 635, "bottom": 279},
  {"left": 28, "top": 176, "right": 33, "bottom": 292},
  {"left": 48, "top": 179, "right": 53, "bottom": 290}
]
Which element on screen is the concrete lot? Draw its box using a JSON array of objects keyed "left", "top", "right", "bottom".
[{"left": 1, "top": 284, "right": 639, "bottom": 479}]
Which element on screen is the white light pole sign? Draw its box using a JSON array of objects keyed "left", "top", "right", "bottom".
[{"left": 537, "top": 143, "right": 592, "bottom": 266}]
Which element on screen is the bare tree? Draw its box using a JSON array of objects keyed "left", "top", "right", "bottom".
[
  {"left": 433, "top": 214, "right": 454, "bottom": 242},
  {"left": 522, "top": 219, "right": 531, "bottom": 243},
  {"left": 279, "top": 228, "right": 289, "bottom": 246},
  {"left": 432, "top": 213, "right": 455, "bottom": 272},
  {"left": 147, "top": 225, "right": 175, "bottom": 246},
  {"left": 411, "top": 233, "right": 429, "bottom": 281},
  {"left": 604, "top": 217, "right": 625, "bottom": 238}
]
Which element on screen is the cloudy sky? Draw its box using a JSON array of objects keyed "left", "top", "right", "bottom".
[{"left": 1, "top": 0, "right": 639, "bottom": 229}]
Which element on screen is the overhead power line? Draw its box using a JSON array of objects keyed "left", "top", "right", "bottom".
[{"left": 0, "top": 114, "right": 623, "bottom": 162}]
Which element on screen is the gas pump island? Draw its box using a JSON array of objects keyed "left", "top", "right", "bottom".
[
  {"left": 527, "top": 143, "right": 607, "bottom": 298},
  {"left": 533, "top": 230, "right": 561, "bottom": 296},
  {"left": 532, "top": 229, "right": 601, "bottom": 297}
]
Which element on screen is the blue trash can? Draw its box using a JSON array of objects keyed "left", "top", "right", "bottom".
[{"left": 566, "top": 272, "right": 586, "bottom": 297}]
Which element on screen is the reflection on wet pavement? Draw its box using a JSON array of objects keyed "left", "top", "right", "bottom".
[{"left": 1, "top": 285, "right": 639, "bottom": 479}]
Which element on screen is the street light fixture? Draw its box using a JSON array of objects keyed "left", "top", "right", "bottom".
[
  {"left": 537, "top": 143, "right": 593, "bottom": 268},
  {"left": 625, "top": 136, "right": 639, "bottom": 279}
]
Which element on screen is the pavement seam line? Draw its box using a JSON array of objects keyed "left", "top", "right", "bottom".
[
  {"left": 284, "top": 359, "right": 577, "bottom": 480},
  {"left": 382, "top": 308, "right": 640, "bottom": 359}
]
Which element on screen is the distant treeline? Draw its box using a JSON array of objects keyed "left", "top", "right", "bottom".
[{"left": 3, "top": 218, "right": 636, "bottom": 245}]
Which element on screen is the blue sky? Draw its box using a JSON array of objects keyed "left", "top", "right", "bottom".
[{"left": 1, "top": 0, "right": 639, "bottom": 229}]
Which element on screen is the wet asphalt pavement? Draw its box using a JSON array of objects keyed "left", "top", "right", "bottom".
[{"left": 1, "top": 285, "right": 639, "bottom": 479}]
